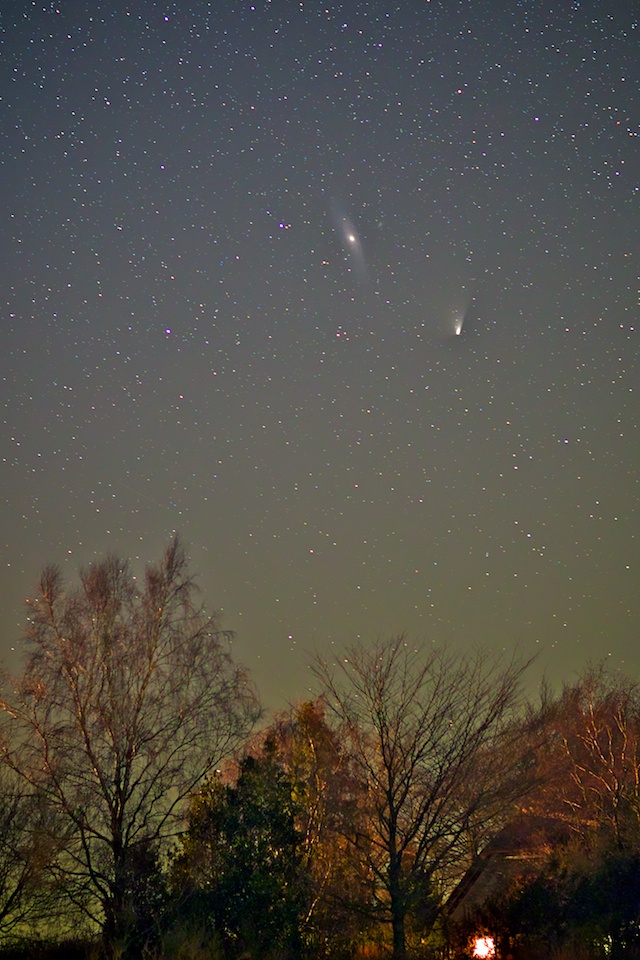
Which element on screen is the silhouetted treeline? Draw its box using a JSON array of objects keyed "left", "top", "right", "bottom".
[{"left": 1, "top": 539, "right": 639, "bottom": 960}]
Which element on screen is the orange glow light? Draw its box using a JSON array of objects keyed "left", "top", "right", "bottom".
[{"left": 473, "top": 936, "right": 495, "bottom": 958}]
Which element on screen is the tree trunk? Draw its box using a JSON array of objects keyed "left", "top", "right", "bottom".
[
  {"left": 391, "top": 909, "right": 406, "bottom": 960},
  {"left": 389, "top": 856, "right": 406, "bottom": 960},
  {"left": 102, "top": 907, "right": 127, "bottom": 960},
  {"left": 102, "top": 857, "right": 132, "bottom": 960}
]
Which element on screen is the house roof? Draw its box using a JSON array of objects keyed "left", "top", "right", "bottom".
[{"left": 445, "top": 814, "right": 569, "bottom": 923}]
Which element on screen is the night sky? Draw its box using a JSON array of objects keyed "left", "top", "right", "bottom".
[{"left": 2, "top": 1, "right": 638, "bottom": 707}]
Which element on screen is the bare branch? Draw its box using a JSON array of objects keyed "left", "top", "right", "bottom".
[
  {"left": 0, "top": 535, "right": 260, "bottom": 956},
  {"left": 312, "top": 635, "right": 534, "bottom": 960}
]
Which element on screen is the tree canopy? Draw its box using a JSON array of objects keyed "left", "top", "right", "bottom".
[
  {"left": 0, "top": 536, "right": 260, "bottom": 958},
  {"left": 313, "top": 636, "right": 535, "bottom": 960}
]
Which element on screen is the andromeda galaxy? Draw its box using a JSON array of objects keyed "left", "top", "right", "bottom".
[{"left": 330, "top": 200, "right": 367, "bottom": 281}]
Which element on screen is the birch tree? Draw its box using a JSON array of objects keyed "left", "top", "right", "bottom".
[{"left": 0, "top": 536, "right": 260, "bottom": 958}]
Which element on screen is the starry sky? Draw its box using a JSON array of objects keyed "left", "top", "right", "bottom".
[{"left": 1, "top": 0, "right": 638, "bottom": 708}]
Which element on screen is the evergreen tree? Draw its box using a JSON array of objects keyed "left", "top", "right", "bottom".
[{"left": 173, "top": 744, "right": 307, "bottom": 959}]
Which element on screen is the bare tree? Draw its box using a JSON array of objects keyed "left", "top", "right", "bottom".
[
  {"left": 0, "top": 762, "right": 63, "bottom": 943},
  {"left": 313, "top": 635, "right": 534, "bottom": 960},
  {"left": 0, "top": 536, "right": 260, "bottom": 958},
  {"left": 537, "top": 666, "right": 640, "bottom": 849}
]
